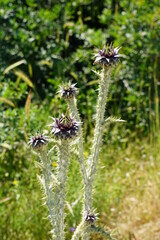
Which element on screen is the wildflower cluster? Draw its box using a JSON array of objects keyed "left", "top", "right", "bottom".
[{"left": 28, "top": 44, "right": 121, "bottom": 240}]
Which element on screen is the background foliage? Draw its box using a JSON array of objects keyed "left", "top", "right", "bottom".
[{"left": 0, "top": 0, "right": 160, "bottom": 239}]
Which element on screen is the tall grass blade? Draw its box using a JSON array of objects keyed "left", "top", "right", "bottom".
[
  {"left": 3, "top": 59, "right": 26, "bottom": 74},
  {"left": 0, "top": 97, "right": 15, "bottom": 107},
  {"left": 14, "top": 70, "right": 34, "bottom": 88},
  {"left": 25, "top": 90, "right": 32, "bottom": 118}
]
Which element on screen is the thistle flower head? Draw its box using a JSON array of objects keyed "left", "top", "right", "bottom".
[
  {"left": 84, "top": 211, "right": 97, "bottom": 224},
  {"left": 93, "top": 45, "right": 120, "bottom": 67},
  {"left": 28, "top": 133, "right": 48, "bottom": 149},
  {"left": 59, "top": 82, "right": 78, "bottom": 99},
  {"left": 50, "top": 115, "right": 79, "bottom": 140}
]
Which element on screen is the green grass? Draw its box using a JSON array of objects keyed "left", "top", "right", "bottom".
[{"left": 1, "top": 138, "right": 160, "bottom": 240}]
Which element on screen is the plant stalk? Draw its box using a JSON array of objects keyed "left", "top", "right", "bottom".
[
  {"left": 67, "top": 98, "right": 87, "bottom": 185},
  {"left": 39, "top": 149, "right": 55, "bottom": 231},
  {"left": 54, "top": 140, "right": 70, "bottom": 240}
]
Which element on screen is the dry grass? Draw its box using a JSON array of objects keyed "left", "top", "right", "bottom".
[
  {"left": 93, "top": 140, "right": 160, "bottom": 240},
  {"left": 117, "top": 181, "right": 160, "bottom": 240}
]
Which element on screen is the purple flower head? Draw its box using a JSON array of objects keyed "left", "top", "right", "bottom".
[
  {"left": 28, "top": 133, "right": 48, "bottom": 149},
  {"left": 84, "top": 211, "right": 97, "bottom": 224},
  {"left": 94, "top": 45, "right": 121, "bottom": 67},
  {"left": 50, "top": 114, "right": 79, "bottom": 140},
  {"left": 59, "top": 82, "right": 78, "bottom": 99}
]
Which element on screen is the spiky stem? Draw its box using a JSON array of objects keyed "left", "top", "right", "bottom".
[
  {"left": 53, "top": 140, "right": 70, "bottom": 240},
  {"left": 72, "top": 221, "right": 87, "bottom": 240},
  {"left": 89, "top": 225, "right": 115, "bottom": 240},
  {"left": 88, "top": 67, "right": 111, "bottom": 179},
  {"left": 39, "top": 149, "right": 55, "bottom": 232},
  {"left": 67, "top": 98, "right": 87, "bottom": 185},
  {"left": 81, "top": 67, "right": 111, "bottom": 240}
]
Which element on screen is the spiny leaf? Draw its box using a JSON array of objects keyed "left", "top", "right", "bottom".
[
  {"left": 37, "top": 174, "right": 45, "bottom": 189},
  {"left": 105, "top": 116, "right": 126, "bottom": 123},
  {"left": 3, "top": 59, "right": 27, "bottom": 74},
  {"left": 35, "top": 161, "right": 43, "bottom": 169},
  {"left": 14, "top": 70, "right": 34, "bottom": 88},
  {"left": 91, "top": 69, "right": 101, "bottom": 77},
  {"left": 71, "top": 196, "right": 81, "bottom": 207},
  {"left": 0, "top": 97, "right": 15, "bottom": 107},
  {"left": 89, "top": 225, "right": 115, "bottom": 240},
  {"left": 87, "top": 80, "right": 99, "bottom": 86},
  {"left": 51, "top": 174, "right": 59, "bottom": 186},
  {"left": 66, "top": 201, "right": 74, "bottom": 216}
]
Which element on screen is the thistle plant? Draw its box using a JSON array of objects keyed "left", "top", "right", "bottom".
[{"left": 29, "top": 44, "right": 122, "bottom": 240}]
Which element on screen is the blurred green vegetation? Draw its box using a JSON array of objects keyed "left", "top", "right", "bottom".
[{"left": 0, "top": 0, "right": 160, "bottom": 239}]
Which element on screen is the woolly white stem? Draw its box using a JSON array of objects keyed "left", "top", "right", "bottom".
[
  {"left": 88, "top": 67, "right": 111, "bottom": 179},
  {"left": 81, "top": 67, "right": 111, "bottom": 240},
  {"left": 39, "top": 149, "right": 55, "bottom": 231},
  {"left": 67, "top": 98, "right": 90, "bottom": 240},
  {"left": 67, "top": 98, "right": 87, "bottom": 185},
  {"left": 72, "top": 221, "right": 87, "bottom": 240},
  {"left": 54, "top": 140, "right": 70, "bottom": 240}
]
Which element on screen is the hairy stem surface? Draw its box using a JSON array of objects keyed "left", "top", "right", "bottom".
[
  {"left": 72, "top": 221, "right": 87, "bottom": 240},
  {"left": 88, "top": 67, "right": 111, "bottom": 180},
  {"left": 82, "top": 68, "right": 111, "bottom": 240},
  {"left": 54, "top": 140, "right": 70, "bottom": 240},
  {"left": 39, "top": 149, "right": 55, "bottom": 231},
  {"left": 67, "top": 98, "right": 87, "bottom": 184}
]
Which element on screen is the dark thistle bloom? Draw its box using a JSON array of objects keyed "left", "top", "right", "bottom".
[
  {"left": 50, "top": 115, "right": 79, "bottom": 139},
  {"left": 85, "top": 211, "right": 97, "bottom": 224},
  {"left": 93, "top": 45, "right": 120, "bottom": 66},
  {"left": 59, "top": 82, "right": 78, "bottom": 99},
  {"left": 28, "top": 133, "right": 48, "bottom": 149}
]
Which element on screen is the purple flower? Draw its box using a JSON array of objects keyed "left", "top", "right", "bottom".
[
  {"left": 50, "top": 115, "right": 79, "bottom": 139},
  {"left": 94, "top": 45, "right": 120, "bottom": 66},
  {"left": 69, "top": 227, "right": 75, "bottom": 233},
  {"left": 29, "top": 133, "right": 48, "bottom": 149},
  {"left": 84, "top": 211, "right": 97, "bottom": 224},
  {"left": 59, "top": 82, "right": 78, "bottom": 99}
]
